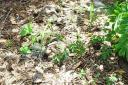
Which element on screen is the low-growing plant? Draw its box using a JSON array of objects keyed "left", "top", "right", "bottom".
[
  {"left": 91, "top": 35, "right": 103, "bottom": 45},
  {"left": 52, "top": 49, "right": 69, "bottom": 65},
  {"left": 5, "top": 39, "right": 14, "bottom": 48},
  {"left": 68, "top": 39, "right": 86, "bottom": 57},
  {"left": 19, "top": 22, "right": 58, "bottom": 54},
  {"left": 105, "top": 74, "right": 118, "bottom": 85},
  {"left": 20, "top": 44, "right": 31, "bottom": 54},
  {"left": 90, "top": 35, "right": 104, "bottom": 50},
  {"left": 55, "top": 34, "right": 65, "bottom": 41},
  {"left": 100, "top": 45, "right": 112, "bottom": 60},
  {"left": 19, "top": 22, "right": 32, "bottom": 37},
  {"left": 19, "top": 22, "right": 33, "bottom": 54},
  {"left": 79, "top": 69, "right": 86, "bottom": 79},
  {"left": 89, "top": 0, "right": 95, "bottom": 26}
]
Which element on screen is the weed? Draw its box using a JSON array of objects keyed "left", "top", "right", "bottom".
[
  {"left": 19, "top": 23, "right": 33, "bottom": 54},
  {"left": 19, "top": 22, "right": 57, "bottom": 54},
  {"left": 52, "top": 49, "right": 69, "bottom": 65},
  {"left": 100, "top": 45, "right": 112, "bottom": 60},
  {"left": 91, "top": 35, "right": 103, "bottom": 45},
  {"left": 68, "top": 39, "right": 86, "bottom": 56},
  {"left": 105, "top": 74, "right": 118, "bottom": 85},
  {"left": 20, "top": 44, "right": 31, "bottom": 54},
  {"left": 55, "top": 34, "right": 65, "bottom": 41},
  {"left": 89, "top": 0, "right": 95, "bottom": 27},
  {"left": 79, "top": 69, "right": 86, "bottom": 79},
  {"left": 90, "top": 35, "right": 103, "bottom": 50},
  {"left": 5, "top": 39, "right": 14, "bottom": 48},
  {"left": 19, "top": 22, "right": 32, "bottom": 37}
]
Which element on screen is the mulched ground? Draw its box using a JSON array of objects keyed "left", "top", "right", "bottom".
[{"left": 0, "top": 0, "right": 128, "bottom": 85}]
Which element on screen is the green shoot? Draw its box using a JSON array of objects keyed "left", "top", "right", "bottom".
[
  {"left": 19, "top": 22, "right": 32, "bottom": 37},
  {"left": 89, "top": 0, "right": 95, "bottom": 27}
]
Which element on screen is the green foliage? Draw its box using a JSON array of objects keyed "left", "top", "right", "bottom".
[
  {"left": 55, "top": 34, "right": 65, "bottom": 41},
  {"left": 91, "top": 35, "right": 103, "bottom": 45},
  {"left": 79, "top": 69, "right": 86, "bottom": 79},
  {"left": 68, "top": 39, "right": 86, "bottom": 56},
  {"left": 105, "top": 74, "right": 118, "bottom": 85},
  {"left": 19, "top": 22, "right": 32, "bottom": 37},
  {"left": 52, "top": 49, "right": 69, "bottom": 65},
  {"left": 30, "top": 35, "right": 37, "bottom": 44},
  {"left": 19, "top": 23, "right": 33, "bottom": 54},
  {"left": 5, "top": 39, "right": 14, "bottom": 48},
  {"left": 20, "top": 44, "right": 31, "bottom": 54},
  {"left": 100, "top": 45, "right": 112, "bottom": 60},
  {"left": 106, "top": 1, "right": 128, "bottom": 60},
  {"left": 89, "top": 0, "right": 95, "bottom": 26}
]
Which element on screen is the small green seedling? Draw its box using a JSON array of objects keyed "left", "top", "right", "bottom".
[
  {"left": 30, "top": 35, "right": 37, "bottom": 44},
  {"left": 89, "top": 0, "right": 95, "bottom": 26},
  {"left": 19, "top": 22, "right": 32, "bottom": 37},
  {"left": 79, "top": 69, "right": 86, "bottom": 79},
  {"left": 55, "top": 34, "right": 65, "bottom": 41},
  {"left": 106, "top": 74, "right": 118, "bottom": 85},
  {"left": 52, "top": 49, "right": 69, "bottom": 65},
  {"left": 20, "top": 44, "right": 31, "bottom": 54},
  {"left": 90, "top": 35, "right": 103, "bottom": 50},
  {"left": 91, "top": 35, "right": 103, "bottom": 45},
  {"left": 100, "top": 45, "right": 112, "bottom": 60},
  {"left": 68, "top": 39, "right": 85, "bottom": 56}
]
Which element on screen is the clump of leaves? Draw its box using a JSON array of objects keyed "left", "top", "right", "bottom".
[
  {"left": 100, "top": 45, "right": 112, "bottom": 60},
  {"left": 52, "top": 49, "right": 69, "bottom": 65},
  {"left": 105, "top": 1, "right": 128, "bottom": 61},
  {"left": 68, "top": 39, "right": 86, "bottom": 56},
  {"left": 19, "top": 22, "right": 32, "bottom": 37},
  {"left": 91, "top": 35, "right": 103, "bottom": 45},
  {"left": 89, "top": 0, "right": 95, "bottom": 26},
  {"left": 19, "top": 23, "right": 33, "bottom": 54},
  {"left": 55, "top": 34, "right": 65, "bottom": 41},
  {"left": 20, "top": 44, "right": 31, "bottom": 54},
  {"left": 5, "top": 39, "right": 14, "bottom": 48},
  {"left": 79, "top": 69, "right": 86, "bottom": 79},
  {"left": 105, "top": 74, "right": 118, "bottom": 85},
  {"left": 91, "top": 35, "right": 103, "bottom": 50}
]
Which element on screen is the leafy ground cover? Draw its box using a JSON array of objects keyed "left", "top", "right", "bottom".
[{"left": 0, "top": 0, "right": 128, "bottom": 85}]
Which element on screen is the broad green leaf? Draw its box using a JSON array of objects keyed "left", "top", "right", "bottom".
[
  {"left": 19, "top": 23, "right": 32, "bottom": 37},
  {"left": 20, "top": 45, "right": 31, "bottom": 54}
]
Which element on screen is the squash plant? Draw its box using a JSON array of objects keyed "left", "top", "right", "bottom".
[{"left": 106, "top": 1, "right": 128, "bottom": 60}]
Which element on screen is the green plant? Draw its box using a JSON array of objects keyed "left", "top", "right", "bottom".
[
  {"left": 105, "top": 74, "right": 118, "bottom": 85},
  {"left": 100, "top": 45, "right": 112, "bottom": 60},
  {"left": 19, "top": 22, "right": 32, "bottom": 37},
  {"left": 5, "top": 39, "right": 14, "bottom": 48},
  {"left": 91, "top": 35, "right": 103, "bottom": 45},
  {"left": 105, "top": 1, "right": 128, "bottom": 61},
  {"left": 68, "top": 39, "right": 86, "bottom": 56},
  {"left": 19, "top": 22, "right": 56, "bottom": 54},
  {"left": 90, "top": 35, "right": 104, "bottom": 50},
  {"left": 19, "top": 23, "right": 33, "bottom": 54},
  {"left": 89, "top": 0, "right": 95, "bottom": 26},
  {"left": 20, "top": 44, "right": 31, "bottom": 54},
  {"left": 79, "top": 69, "right": 86, "bottom": 79},
  {"left": 52, "top": 49, "right": 69, "bottom": 65},
  {"left": 55, "top": 34, "right": 65, "bottom": 41}
]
